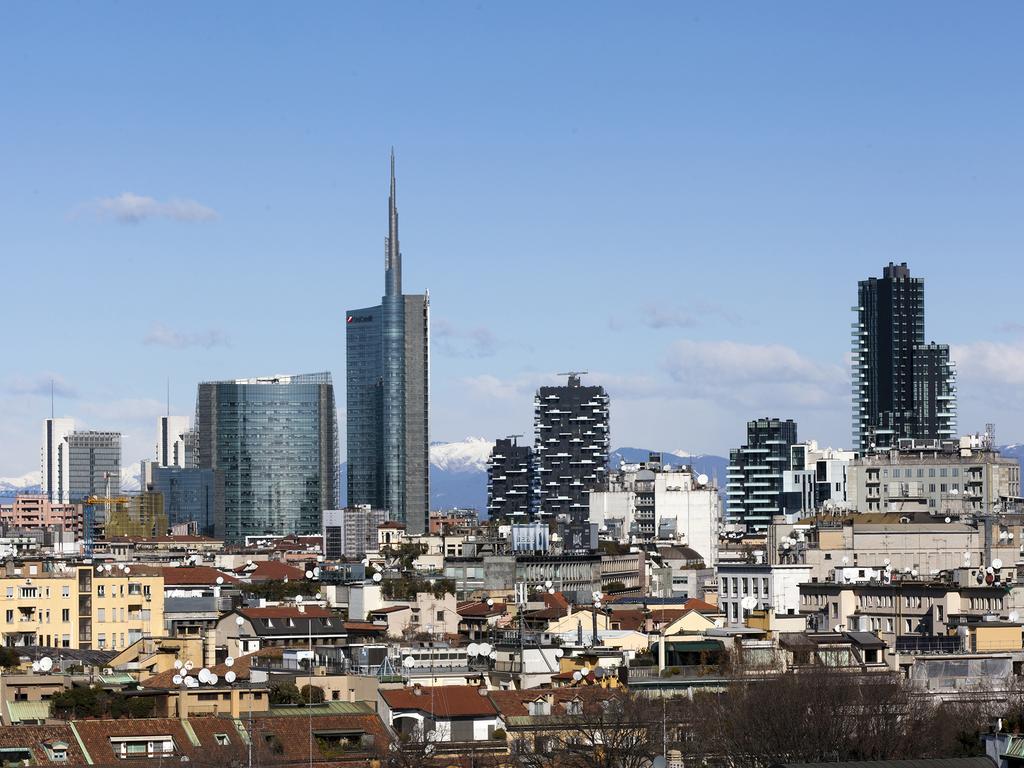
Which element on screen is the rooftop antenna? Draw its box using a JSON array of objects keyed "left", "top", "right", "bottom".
[
  {"left": 506, "top": 433, "right": 523, "bottom": 447},
  {"left": 557, "top": 371, "right": 589, "bottom": 386}
]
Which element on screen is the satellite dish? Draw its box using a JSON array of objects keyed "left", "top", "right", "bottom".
[
  {"left": 31, "top": 662, "right": 40, "bottom": 673},
  {"left": 488, "top": 651, "right": 497, "bottom": 660},
  {"left": 225, "top": 657, "right": 235, "bottom": 667},
  {"left": 184, "top": 661, "right": 194, "bottom": 671},
  {"left": 993, "top": 559, "right": 1004, "bottom": 570},
  {"left": 945, "top": 517, "right": 952, "bottom": 524},
  {"left": 883, "top": 558, "right": 891, "bottom": 566},
  {"left": 467, "top": 643, "right": 480, "bottom": 656},
  {"left": 486, "top": 598, "right": 494, "bottom": 607},
  {"left": 297, "top": 605, "right": 305, "bottom": 613},
  {"left": 236, "top": 616, "right": 245, "bottom": 626},
  {"left": 544, "top": 580, "right": 553, "bottom": 589},
  {"left": 216, "top": 577, "right": 224, "bottom": 585},
  {"left": 554, "top": 648, "right": 564, "bottom": 658},
  {"left": 372, "top": 573, "right": 382, "bottom": 583},
  {"left": 225, "top": 671, "right": 236, "bottom": 683},
  {"left": 403, "top": 656, "right": 416, "bottom": 669},
  {"left": 184, "top": 676, "right": 197, "bottom": 688},
  {"left": 295, "top": 594, "right": 304, "bottom": 603},
  {"left": 123, "top": 567, "right": 131, "bottom": 574},
  {"left": 198, "top": 668, "right": 210, "bottom": 682},
  {"left": 548, "top": 588, "right": 555, "bottom": 595},
  {"left": 173, "top": 675, "right": 183, "bottom": 685},
  {"left": 479, "top": 643, "right": 492, "bottom": 656},
  {"left": 572, "top": 671, "right": 583, "bottom": 681},
  {"left": 96, "top": 566, "right": 104, "bottom": 573},
  {"left": 987, "top": 566, "right": 995, "bottom": 575},
  {"left": 1010, "top": 612, "right": 1021, "bottom": 623},
  {"left": 315, "top": 592, "right": 322, "bottom": 600},
  {"left": 911, "top": 570, "right": 918, "bottom": 578},
  {"left": 173, "top": 660, "right": 183, "bottom": 670},
  {"left": 741, "top": 596, "right": 757, "bottom": 610},
  {"left": 208, "top": 674, "right": 219, "bottom": 686},
  {"left": 305, "top": 570, "right": 314, "bottom": 579},
  {"left": 697, "top": 474, "right": 709, "bottom": 486},
  {"left": 39, "top": 657, "right": 53, "bottom": 672}
]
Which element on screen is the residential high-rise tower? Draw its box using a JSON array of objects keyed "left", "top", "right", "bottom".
[
  {"left": 346, "top": 153, "right": 430, "bottom": 535},
  {"left": 534, "top": 374, "right": 609, "bottom": 551},
  {"left": 41, "top": 417, "right": 75, "bottom": 504},
  {"left": 726, "top": 417, "right": 798, "bottom": 531},
  {"left": 852, "top": 263, "right": 956, "bottom": 452},
  {"left": 487, "top": 437, "right": 535, "bottom": 524}
]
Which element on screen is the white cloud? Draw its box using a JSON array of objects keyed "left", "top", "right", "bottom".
[
  {"left": 433, "top": 318, "right": 501, "bottom": 358},
  {"left": 81, "top": 192, "right": 218, "bottom": 223},
  {"left": 5, "top": 373, "right": 77, "bottom": 398},
  {"left": 952, "top": 341, "right": 1024, "bottom": 387},
  {"left": 662, "top": 339, "right": 847, "bottom": 409},
  {"left": 143, "top": 323, "right": 230, "bottom": 350}
]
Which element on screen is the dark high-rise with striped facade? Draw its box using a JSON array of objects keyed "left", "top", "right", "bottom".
[
  {"left": 852, "top": 263, "right": 956, "bottom": 453},
  {"left": 346, "top": 153, "right": 430, "bottom": 535}
]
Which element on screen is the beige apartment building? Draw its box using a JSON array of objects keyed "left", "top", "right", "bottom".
[{"left": 0, "top": 562, "right": 164, "bottom": 651}]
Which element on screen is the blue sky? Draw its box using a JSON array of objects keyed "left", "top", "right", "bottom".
[{"left": 2, "top": 2, "right": 1024, "bottom": 474}]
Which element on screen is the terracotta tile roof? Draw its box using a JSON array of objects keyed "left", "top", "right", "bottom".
[
  {"left": 458, "top": 600, "right": 507, "bottom": 618},
  {"left": 0, "top": 724, "right": 87, "bottom": 765},
  {"left": 249, "top": 714, "right": 391, "bottom": 764},
  {"left": 488, "top": 687, "right": 619, "bottom": 717},
  {"left": 683, "top": 598, "right": 720, "bottom": 614},
  {"left": 607, "top": 608, "right": 645, "bottom": 630},
  {"left": 161, "top": 565, "right": 240, "bottom": 586},
  {"left": 381, "top": 685, "right": 497, "bottom": 718},
  {"left": 379, "top": 521, "right": 406, "bottom": 529},
  {"left": 344, "top": 621, "right": 388, "bottom": 633},
  {"left": 649, "top": 608, "right": 687, "bottom": 623},
  {"left": 71, "top": 713, "right": 389, "bottom": 766},
  {"left": 525, "top": 591, "right": 571, "bottom": 620}
]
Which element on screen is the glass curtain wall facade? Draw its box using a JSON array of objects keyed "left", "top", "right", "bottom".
[
  {"left": 195, "top": 373, "right": 338, "bottom": 543},
  {"left": 67, "top": 431, "right": 121, "bottom": 502}
]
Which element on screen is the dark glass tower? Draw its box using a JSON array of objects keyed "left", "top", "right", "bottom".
[
  {"left": 852, "top": 263, "right": 956, "bottom": 452},
  {"left": 534, "top": 374, "right": 609, "bottom": 551},
  {"left": 346, "top": 153, "right": 430, "bottom": 535},
  {"left": 726, "top": 417, "right": 798, "bottom": 531},
  {"left": 487, "top": 437, "right": 535, "bottom": 524},
  {"left": 195, "top": 373, "right": 338, "bottom": 543}
]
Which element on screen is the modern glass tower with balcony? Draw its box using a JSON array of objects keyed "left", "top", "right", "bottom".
[
  {"left": 195, "top": 373, "right": 338, "bottom": 543},
  {"left": 726, "top": 417, "right": 798, "bottom": 532},
  {"left": 852, "top": 263, "right": 956, "bottom": 453},
  {"left": 346, "top": 153, "right": 430, "bottom": 535}
]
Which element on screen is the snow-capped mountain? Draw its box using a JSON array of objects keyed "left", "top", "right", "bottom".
[
  {"left": 429, "top": 437, "right": 494, "bottom": 473},
  {"left": 0, "top": 470, "right": 40, "bottom": 494}
]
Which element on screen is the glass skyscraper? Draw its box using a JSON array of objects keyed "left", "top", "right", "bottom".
[
  {"left": 346, "top": 153, "right": 430, "bottom": 535},
  {"left": 194, "top": 373, "right": 338, "bottom": 543}
]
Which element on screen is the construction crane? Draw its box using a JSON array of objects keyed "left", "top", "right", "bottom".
[{"left": 81, "top": 473, "right": 127, "bottom": 557}]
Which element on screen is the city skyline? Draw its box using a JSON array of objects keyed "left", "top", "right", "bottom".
[{"left": 4, "top": 3, "right": 1024, "bottom": 475}]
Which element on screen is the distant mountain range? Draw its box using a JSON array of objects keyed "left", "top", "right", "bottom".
[{"left": 5, "top": 441, "right": 1022, "bottom": 511}]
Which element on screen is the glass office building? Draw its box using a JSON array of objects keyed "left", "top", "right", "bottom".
[
  {"left": 143, "top": 462, "right": 222, "bottom": 536},
  {"left": 195, "top": 373, "right": 338, "bottom": 543},
  {"left": 346, "top": 153, "right": 430, "bottom": 535},
  {"left": 67, "top": 431, "right": 121, "bottom": 502}
]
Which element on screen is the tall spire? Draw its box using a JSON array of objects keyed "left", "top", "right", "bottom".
[{"left": 385, "top": 148, "right": 401, "bottom": 297}]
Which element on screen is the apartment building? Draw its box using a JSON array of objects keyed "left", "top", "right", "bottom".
[{"left": 0, "top": 563, "right": 164, "bottom": 651}]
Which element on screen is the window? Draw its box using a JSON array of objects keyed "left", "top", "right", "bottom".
[
  {"left": 5, "top": 610, "right": 12, "bottom": 624},
  {"left": 565, "top": 699, "right": 583, "bottom": 715},
  {"left": 20, "top": 587, "right": 36, "bottom": 599},
  {"left": 436, "top": 611, "right": 445, "bottom": 622},
  {"left": 62, "top": 585, "right": 70, "bottom": 598},
  {"left": 528, "top": 699, "right": 551, "bottom": 716},
  {"left": 214, "top": 734, "right": 230, "bottom": 747},
  {"left": 43, "top": 741, "right": 69, "bottom": 762},
  {"left": 97, "top": 609, "right": 106, "bottom": 623},
  {"left": 97, "top": 585, "right": 105, "bottom": 598},
  {"left": 5, "top": 588, "right": 11, "bottom": 599},
  {"left": 97, "top": 634, "right": 106, "bottom": 650}
]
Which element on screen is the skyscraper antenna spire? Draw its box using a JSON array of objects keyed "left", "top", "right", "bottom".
[{"left": 385, "top": 149, "right": 401, "bottom": 297}]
